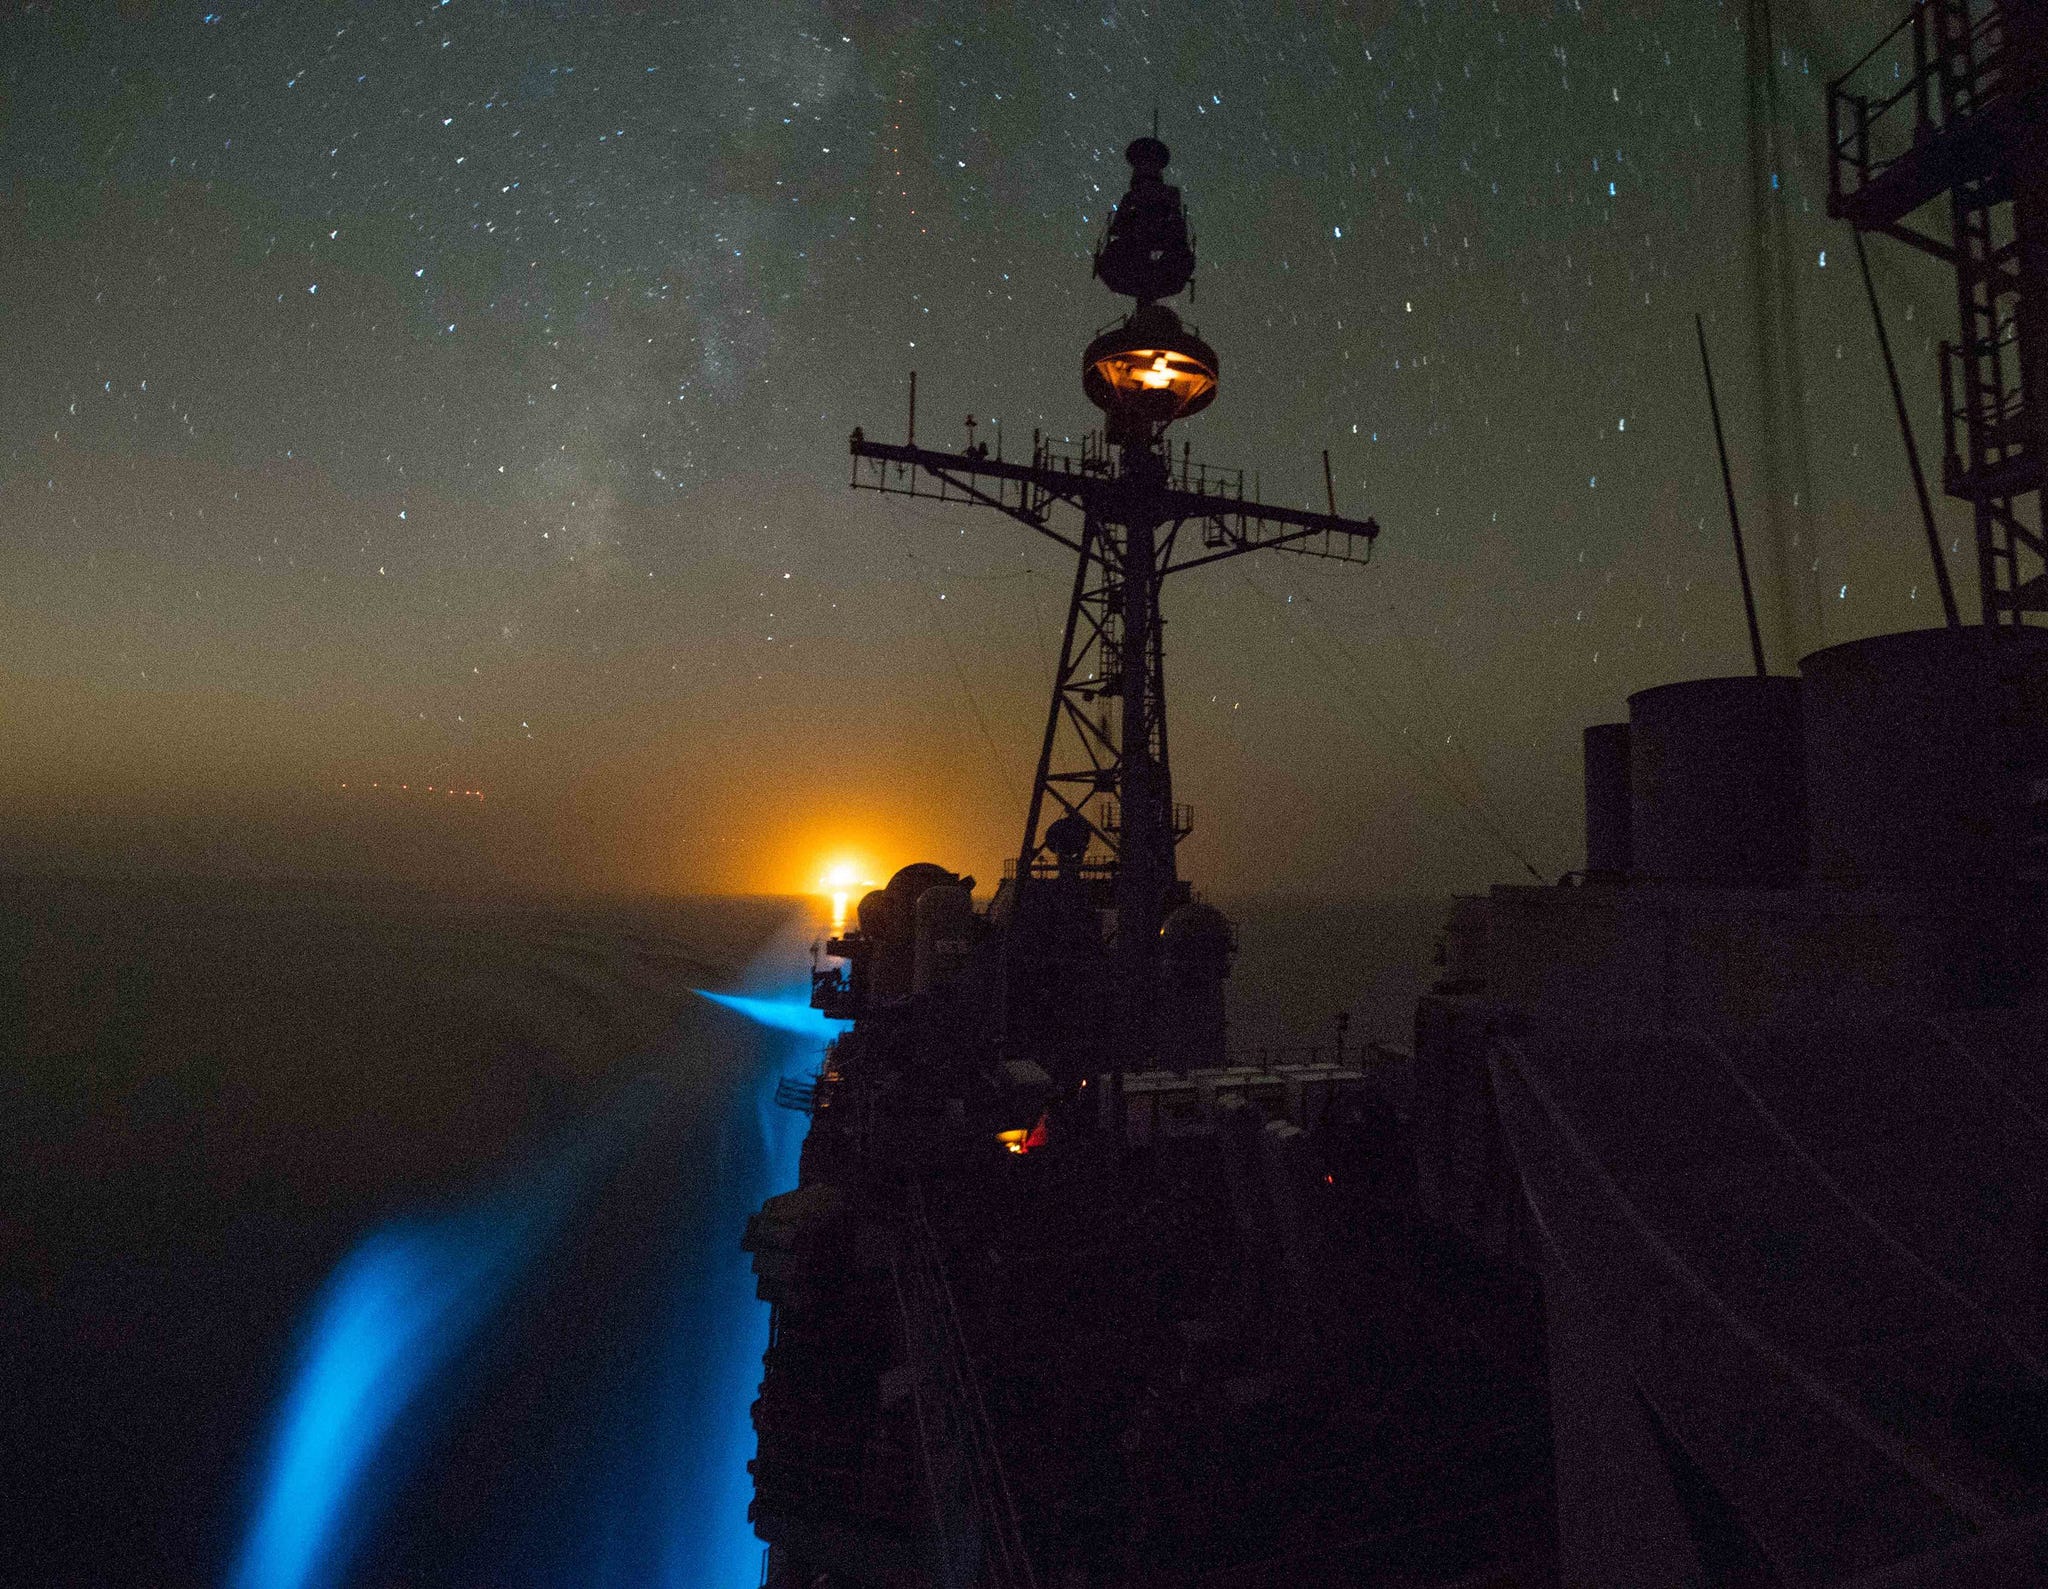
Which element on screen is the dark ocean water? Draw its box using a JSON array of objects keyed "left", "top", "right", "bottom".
[
  {"left": 3, "top": 877, "right": 828, "bottom": 1589},
  {"left": 2, "top": 876, "right": 1441, "bottom": 1589},
  {"left": 1221, "top": 892, "right": 1446, "bottom": 1055}
]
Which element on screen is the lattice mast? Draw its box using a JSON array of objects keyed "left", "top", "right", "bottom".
[
  {"left": 1830, "top": 0, "right": 2048, "bottom": 623},
  {"left": 848, "top": 135, "right": 1379, "bottom": 1058}
]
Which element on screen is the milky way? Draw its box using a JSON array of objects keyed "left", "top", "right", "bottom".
[{"left": 1, "top": 0, "right": 1954, "bottom": 898}]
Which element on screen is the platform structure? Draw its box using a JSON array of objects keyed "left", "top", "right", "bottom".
[
  {"left": 1829, "top": 0, "right": 2048, "bottom": 623},
  {"left": 846, "top": 429, "right": 1376, "bottom": 881}
]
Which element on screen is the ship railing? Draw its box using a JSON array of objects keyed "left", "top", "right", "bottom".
[
  {"left": 1940, "top": 332, "right": 2035, "bottom": 501},
  {"left": 890, "top": 1244, "right": 974, "bottom": 1586},
  {"left": 811, "top": 964, "right": 857, "bottom": 1019},
  {"left": 894, "top": 1182, "right": 1039, "bottom": 1589},
  {"left": 1098, "top": 799, "right": 1195, "bottom": 841},
  {"left": 1828, "top": 0, "right": 2011, "bottom": 218},
  {"left": 1000, "top": 856, "right": 1120, "bottom": 882},
  {"left": 1218, "top": 1041, "right": 1415, "bottom": 1076},
  {"left": 1027, "top": 433, "right": 1251, "bottom": 498},
  {"left": 1228, "top": 1043, "right": 1342, "bottom": 1068},
  {"left": 773, "top": 1075, "right": 820, "bottom": 1115}
]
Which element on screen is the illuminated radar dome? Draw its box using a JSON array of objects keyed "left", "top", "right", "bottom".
[{"left": 1084, "top": 302, "right": 1219, "bottom": 430}]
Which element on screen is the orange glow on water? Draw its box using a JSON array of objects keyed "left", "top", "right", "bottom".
[
  {"left": 818, "top": 858, "right": 877, "bottom": 933},
  {"left": 740, "top": 812, "right": 937, "bottom": 910}
]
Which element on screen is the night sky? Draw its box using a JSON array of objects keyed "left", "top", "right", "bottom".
[{"left": 1, "top": 0, "right": 1958, "bottom": 901}]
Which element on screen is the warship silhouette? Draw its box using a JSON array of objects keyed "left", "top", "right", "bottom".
[{"left": 745, "top": 6, "right": 2048, "bottom": 1582}]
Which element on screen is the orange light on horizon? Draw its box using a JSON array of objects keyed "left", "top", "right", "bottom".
[
  {"left": 819, "top": 858, "right": 878, "bottom": 934},
  {"left": 336, "top": 781, "right": 486, "bottom": 800}
]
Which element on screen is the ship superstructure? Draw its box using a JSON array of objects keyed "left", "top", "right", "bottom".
[
  {"left": 1404, "top": 5, "right": 2048, "bottom": 1580},
  {"left": 746, "top": 16, "right": 2048, "bottom": 1579},
  {"left": 743, "top": 138, "right": 1554, "bottom": 1589}
]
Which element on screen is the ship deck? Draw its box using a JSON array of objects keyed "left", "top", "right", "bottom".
[{"left": 752, "top": 1015, "right": 1556, "bottom": 1589}]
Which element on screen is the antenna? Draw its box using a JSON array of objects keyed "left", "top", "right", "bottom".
[
  {"left": 1744, "top": 0, "right": 1824, "bottom": 650},
  {"left": 906, "top": 370, "right": 917, "bottom": 446},
  {"left": 1851, "top": 231, "right": 1960, "bottom": 628},
  {"left": 1695, "top": 314, "right": 1770, "bottom": 677}
]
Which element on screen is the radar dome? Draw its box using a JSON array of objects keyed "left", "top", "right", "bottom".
[
  {"left": 1046, "top": 813, "right": 1093, "bottom": 861},
  {"left": 1161, "top": 900, "right": 1235, "bottom": 964}
]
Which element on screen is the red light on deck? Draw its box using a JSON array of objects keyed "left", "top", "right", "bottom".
[{"left": 997, "top": 1113, "right": 1051, "bottom": 1156}]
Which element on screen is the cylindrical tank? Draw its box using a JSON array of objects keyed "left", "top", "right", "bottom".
[
  {"left": 1627, "top": 675, "right": 1805, "bottom": 887},
  {"left": 1582, "top": 722, "right": 1633, "bottom": 879},
  {"left": 867, "top": 863, "right": 964, "bottom": 998},
  {"left": 913, "top": 884, "right": 975, "bottom": 993},
  {"left": 1801, "top": 626, "right": 2048, "bottom": 884},
  {"left": 1159, "top": 900, "right": 1235, "bottom": 1072},
  {"left": 855, "top": 888, "right": 894, "bottom": 940},
  {"left": 1045, "top": 812, "right": 1093, "bottom": 881},
  {"left": 1434, "top": 895, "right": 1490, "bottom": 993}
]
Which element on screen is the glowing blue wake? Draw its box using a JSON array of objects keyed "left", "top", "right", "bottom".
[
  {"left": 229, "top": 1184, "right": 560, "bottom": 1589},
  {"left": 692, "top": 987, "right": 847, "bottom": 1041},
  {"left": 232, "top": 945, "right": 842, "bottom": 1589},
  {"left": 651, "top": 977, "right": 846, "bottom": 1587}
]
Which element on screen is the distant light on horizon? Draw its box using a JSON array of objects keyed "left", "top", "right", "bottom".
[{"left": 338, "top": 782, "right": 485, "bottom": 799}]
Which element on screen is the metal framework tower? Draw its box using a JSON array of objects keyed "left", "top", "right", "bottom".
[
  {"left": 848, "top": 135, "right": 1379, "bottom": 1057},
  {"left": 1829, "top": 0, "right": 2048, "bottom": 623}
]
